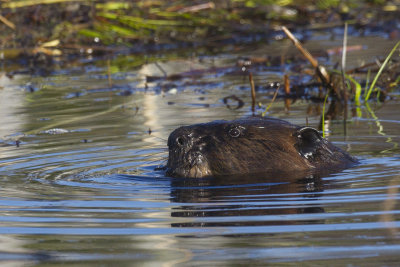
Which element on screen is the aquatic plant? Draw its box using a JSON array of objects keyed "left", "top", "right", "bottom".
[
  {"left": 365, "top": 41, "right": 400, "bottom": 101},
  {"left": 0, "top": 0, "right": 394, "bottom": 50}
]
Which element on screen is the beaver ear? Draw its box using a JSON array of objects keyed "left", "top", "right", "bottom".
[{"left": 295, "top": 127, "right": 323, "bottom": 159}]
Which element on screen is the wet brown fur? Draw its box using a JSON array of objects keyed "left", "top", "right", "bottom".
[{"left": 167, "top": 117, "right": 358, "bottom": 178}]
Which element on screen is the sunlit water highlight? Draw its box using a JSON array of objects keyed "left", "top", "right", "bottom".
[{"left": 0, "top": 34, "right": 399, "bottom": 265}]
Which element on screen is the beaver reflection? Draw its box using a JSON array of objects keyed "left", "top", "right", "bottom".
[{"left": 170, "top": 174, "right": 325, "bottom": 228}]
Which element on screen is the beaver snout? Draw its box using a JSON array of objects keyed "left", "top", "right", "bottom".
[
  {"left": 167, "top": 126, "right": 213, "bottom": 178},
  {"left": 168, "top": 127, "right": 211, "bottom": 152}
]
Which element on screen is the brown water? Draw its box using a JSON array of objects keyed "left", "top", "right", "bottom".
[{"left": 0, "top": 33, "right": 400, "bottom": 266}]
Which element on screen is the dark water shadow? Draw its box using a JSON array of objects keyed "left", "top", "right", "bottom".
[{"left": 169, "top": 173, "right": 326, "bottom": 228}]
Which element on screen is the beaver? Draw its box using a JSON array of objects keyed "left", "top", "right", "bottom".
[{"left": 166, "top": 117, "right": 358, "bottom": 178}]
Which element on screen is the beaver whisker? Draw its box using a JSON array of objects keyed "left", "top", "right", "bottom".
[
  {"left": 135, "top": 152, "right": 167, "bottom": 159},
  {"left": 148, "top": 134, "right": 168, "bottom": 142},
  {"left": 132, "top": 148, "right": 167, "bottom": 155},
  {"left": 189, "top": 154, "right": 201, "bottom": 168},
  {"left": 148, "top": 150, "right": 168, "bottom": 155},
  {"left": 145, "top": 157, "right": 167, "bottom": 163},
  {"left": 154, "top": 158, "right": 168, "bottom": 166}
]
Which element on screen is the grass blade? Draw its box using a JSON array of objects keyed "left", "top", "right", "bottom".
[
  {"left": 363, "top": 68, "right": 371, "bottom": 98},
  {"left": 345, "top": 74, "right": 362, "bottom": 106},
  {"left": 365, "top": 41, "right": 400, "bottom": 101}
]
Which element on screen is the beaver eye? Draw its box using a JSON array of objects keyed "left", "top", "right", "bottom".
[
  {"left": 228, "top": 127, "right": 241, "bottom": 138},
  {"left": 176, "top": 136, "right": 185, "bottom": 146}
]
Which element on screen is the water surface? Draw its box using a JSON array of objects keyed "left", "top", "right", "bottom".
[{"left": 0, "top": 33, "right": 399, "bottom": 266}]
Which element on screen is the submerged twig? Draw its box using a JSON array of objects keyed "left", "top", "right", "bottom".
[
  {"left": 282, "top": 26, "right": 333, "bottom": 93},
  {"left": 107, "top": 59, "right": 112, "bottom": 88},
  {"left": 282, "top": 26, "right": 318, "bottom": 68},
  {"left": 262, "top": 85, "right": 280, "bottom": 117},
  {"left": 0, "top": 14, "right": 15, "bottom": 30},
  {"left": 283, "top": 74, "right": 291, "bottom": 111},
  {"left": 284, "top": 74, "right": 290, "bottom": 95},
  {"left": 341, "top": 22, "right": 348, "bottom": 136},
  {"left": 155, "top": 62, "right": 168, "bottom": 77},
  {"left": 341, "top": 22, "right": 348, "bottom": 99},
  {"left": 249, "top": 73, "right": 256, "bottom": 113}
]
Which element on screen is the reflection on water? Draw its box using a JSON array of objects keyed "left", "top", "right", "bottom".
[
  {"left": 0, "top": 74, "right": 27, "bottom": 146},
  {"left": 0, "top": 34, "right": 400, "bottom": 265},
  {"left": 170, "top": 175, "right": 325, "bottom": 228}
]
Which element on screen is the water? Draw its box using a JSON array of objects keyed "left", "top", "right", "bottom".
[{"left": 0, "top": 34, "right": 400, "bottom": 266}]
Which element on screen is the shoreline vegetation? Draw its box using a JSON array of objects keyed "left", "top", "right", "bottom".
[
  {"left": 1, "top": 0, "right": 399, "bottom": 123},
  {"left": 1, "top": 0, "right": 399, "bottom": 56}
]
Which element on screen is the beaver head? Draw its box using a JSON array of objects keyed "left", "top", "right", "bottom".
[{"left": 166, "top": 117, "right": 357, "bottom": 178}]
